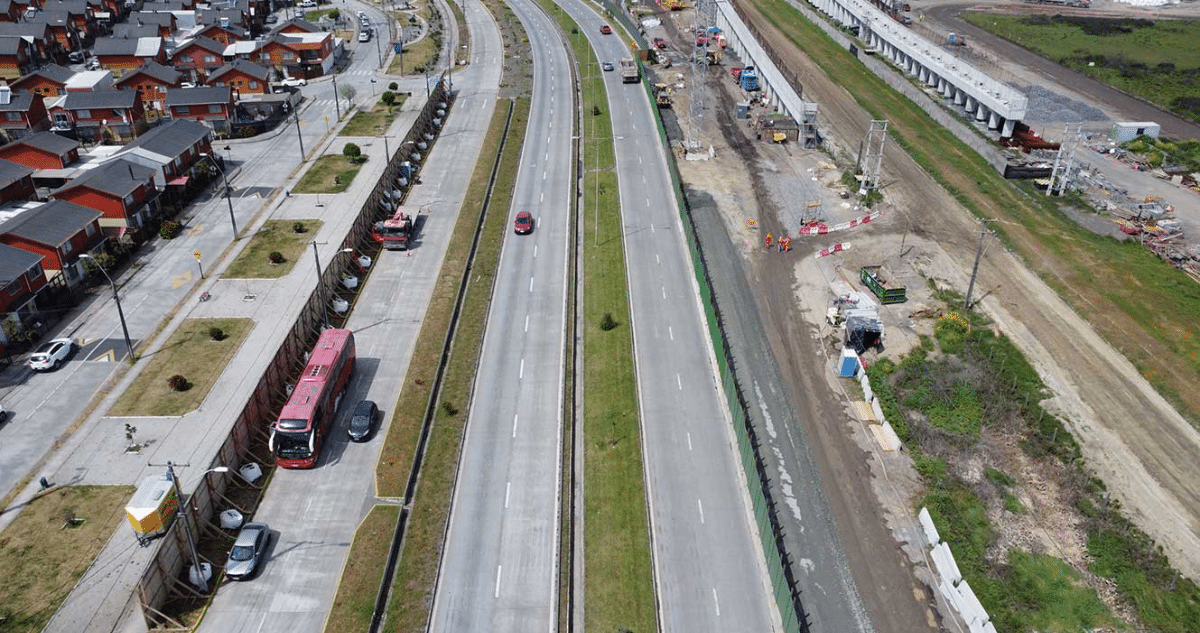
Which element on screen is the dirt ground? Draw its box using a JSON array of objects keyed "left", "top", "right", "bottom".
[{"left": 655, "top": 0, "right": 1200, "bottom": 629}]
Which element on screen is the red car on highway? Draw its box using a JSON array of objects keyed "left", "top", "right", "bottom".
[
  {"left": 599, "top": 24, "right": 612, "bottom": 34},
  {"left": 514, "top": 211, "right": 534, "bottom": 235}
]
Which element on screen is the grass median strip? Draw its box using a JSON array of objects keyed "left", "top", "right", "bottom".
[
  {"left": 110, "top": 318, "right": 252, "bottom": 416},
  {"left": 382, "top": 98, "right": 529, "bottom": 631},
  {"left": 294, "top": 155, "right": 365, "bottom": 194},
  {"left": 324, "top": 504, "right": 401, "bottom": 633},
  {"left": 750, "top": 0, "right": 1200, "bottom": 425},
  {"left": 0, "top": 485, "right": 135, "bottom": 631},
  {"left": 223, "top": 219, "right": 323, "bottom": 279},
  {"left": 340, "top": 99, "right": 407, "bottom": 137},
  {"left": 539, "top": 1, "right": 657, "bottom": 629}
]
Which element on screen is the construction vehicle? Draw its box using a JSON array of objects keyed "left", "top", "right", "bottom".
[
  {"left": 860, "top": 266, "right": 907, "bottom": 304},
  {"left": 372, "top": 206, "right": 420, "bottom": 250},
  {"left": 620, "top": 57, "right": 639, "bottom": 84},
  {"left": 738, "top": 65, "right": 759, "bottom": 91},
  {"left": 653, "top": 83, "right": 673, "bottom": 107},
  {"left": 1024, "top": 0, "right": 1089, "bottom": 7}
]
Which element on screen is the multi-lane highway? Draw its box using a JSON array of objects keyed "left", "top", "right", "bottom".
[
  {"left": 555, "top": 3, "right": 779, "bottom": 631},
  {"left": 428, "top": 0, "right": 574, "bottom": 630}
]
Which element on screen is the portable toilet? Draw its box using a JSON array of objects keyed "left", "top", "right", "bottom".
[
  {"left": 125, "top": 475, "right": 178, "bottom": 541},
  {"left": 839, "top": 348, "right": 860, "bottom": 377}
]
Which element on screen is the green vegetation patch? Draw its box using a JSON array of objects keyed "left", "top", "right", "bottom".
[
  {"left": 0, "top": 485, "right": 135, "bottom": 632},
  {"left": 963, "top": 13, "right": 1200, "bottom": 125},
  {"left": 389, "top": 3, "right": 440, "bottom": 75},
  {"left": 340, "top": 100, "right": 406, "bottom": 137},
  {"left": 223, "top": 219, "right": 322, "bottom": 279},
  {"left": 293, "top": 155, "right": 364, "bottom": 194},
  {"left": 382, "top": 99, "right": 529, "bottom": 632},
  {"left": 324, "top": 504, "right": 401, "bottom": 633},
  {"left": 1122, "top": 135, "right": 1200, "bottom": 173},
  {"left": 110, "top": 318, "right": 253, "bottom": 416}
]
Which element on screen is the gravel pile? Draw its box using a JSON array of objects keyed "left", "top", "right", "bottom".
[{"left": 1017, "top": 84, "right": 1108, "bottom": 123}]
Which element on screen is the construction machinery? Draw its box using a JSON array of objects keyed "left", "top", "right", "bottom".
[
  {"left": 860, "top": 265, "right": 907, "bottom": 304},
  {"left": 738, "top": 65, "right": 759, "bottom": 91},
  {"left": 653, "top": 83, "right": 673, "bottom": 107},
  {"left": 372, "top": 206, "right": 420, "bottom": 250}
]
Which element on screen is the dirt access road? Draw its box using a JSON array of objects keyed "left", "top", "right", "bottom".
[{"left": 711, "top": 0, "right": 1200, "bottom": 612}]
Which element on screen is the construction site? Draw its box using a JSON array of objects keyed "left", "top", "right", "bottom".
[{"left": 629, "top": 0, "right": 1200, "bottom": 630}]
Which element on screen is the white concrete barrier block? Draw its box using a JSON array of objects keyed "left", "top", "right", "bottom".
[
  {"left": 932, "top": 542, "right": 963, "bottom": 584},
  {"left": 982, "top": 622, "right": 997, "bottom": 633},
  {"left": 918, "top": 507, "right": 940, "bottom": 546},
  {"left": 956, "top": 580, "right": 989, "bottom": 626},
  {"left": 881, "top": 421, "right": 902, "bottom": 450},
  {"left": 938, "top": 577, "right": 962, "bottom": 614},
  {"left": 860, "top": 375, "right": 873, "bottom": 401},
  {"left": 871, "top": 399, "right": 885, "bottom": 424}
]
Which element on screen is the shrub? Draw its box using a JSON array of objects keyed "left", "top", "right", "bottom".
[
  {"left": 343, "top": 143, "right": 362, "bottom": 160},
  {"left": 599, "top": 312, "right": 618, "bottom": 331},
  {"left": 269, "top": 251, "right": 285, "bottom": 264},
  {"left": 381, "top": 91, "right": 396, "bottom": 106},
  {"left": 388, "top": 81, "right": 398, "bottom": 91},
  {"left": 159, "top": 220, "right": 182, "bottom": 239},
  {"left": 208, "top": 327, "right": 226, "bottom": 341},
  {"left": 292, "top": 221, "right": 307, "bottom": 233},
  {"left": 167, "top": 375, "right": 191, "bottom": 391},
  {"left": 441, "top": 401, "right": 458, "bottom": 416},
  {"left": 592, "top": 104, "right": 602, "bottom": 116}
]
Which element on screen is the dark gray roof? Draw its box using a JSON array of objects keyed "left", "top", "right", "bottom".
[
  {"left": 55, "top": 158, "right": 155, "bottom": 198},
  {"left": 197, "top": 22, "right": 247, "bottom": 39},
  {"left": 127, "top": 11, "right": 176, "bottom": 27},
  {"left": 0, "top": 90, "right": 37, "bottom": 113},
  {"left": 0, "top": 242, "right": 45, "bottom": 283},
  {"left": 93, "top": 37, "right": 140, "bottom": 56},
  {"left": 140, "top": 0, "right": 191, "bottom": 10},
  {"left": 0, "top": 159, "right": 33, "bottom": 189},
  {"left": 112, "top": 24, "right": 162, "bottom": 39},
  {"left": 165, "top": 86, "right": 230, "bottom": 106},
  {"left": 16, "top": 64, "right": 73, "bottom": 86},
  {"left": 0, "top": 199, "right": 101, "bottom": 247},
  {"left": 5, "top": 131, "right": 79, "bottom": 156},
  {"left": 270, "top": 18, "right": 320, "bottom": 35},
  {"left": 115, "top": 119, "right": 208, "bottom": 159},
  {"left": 0, "top": 35, "right": 25, "bottom": 55},
  {"left": 63, "top": 90, "right": 138, "bottom": 110},
  {"left": 207, "top": 59, "right": 269, "bottom": 83},
  {"left": 174, "top": 35, "right": 225, "bottom": 54},
  {"left": 197, "top": 9, "right": 244, "bottom": 26},
  {"left": 42, "top": 0, "right": 89, "bottom": 13},
  {"left": 115, "top": 61, "right": 180, "bottom": 86},
  {"left": 0, "top": 23, "right": 52, "bottom": 39},
  {"left": 27, "top": 10, "right": 70, "bottom": 27}
]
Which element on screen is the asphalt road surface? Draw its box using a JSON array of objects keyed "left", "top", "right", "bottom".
[
  {"left": 555, "top": 2, "right": 782, "bottom": 632},
  {"left": 427, "top": 0, "right": 574, "bottom": 630}
]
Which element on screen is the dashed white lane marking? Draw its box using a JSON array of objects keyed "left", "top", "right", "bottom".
[
  {"left": 713, "top": 588, "right": 721, "bottom": 616},
  {"left": 512, "top": 413, "right": 519, "bottom": 437},
  {"left": 677, "top": 373, "right": 682, "bottom": 390},
  {"left": 698, "top": 498, "right": 705, "bottom": 524},
  {"left": 505, "top": 482, "right": 511, "bottom": 508},
  {"left": 519, "top": 358, "right": 524, "bottom": 379},
  {"left": 668, "top": 326, "right": 674, "bottom": 340},
  {"left": 524, "top": 314, "right": 529, "bottom": 333},
  {"left": 529, "top": 276, "right": 534, "bottom": 292},
  {"left": 495, "top": 566, "right": 503, "bottom": 598},
  {"left": 687, "top": 432, "right": 693, "bottom": 451}
]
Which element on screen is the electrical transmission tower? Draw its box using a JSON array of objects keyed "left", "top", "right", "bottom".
[
  {"left": 1046, "top": 122, "right": 1082, "bottom": 197},
  {"left": 688, "top": 0, "right": 718, "bottom": 150},
  {"left": 857, "top": 120, "right": 889, "bottom": 193}
]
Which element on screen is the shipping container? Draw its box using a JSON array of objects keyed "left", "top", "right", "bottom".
[
  {"left": 1110, "top": 122, "right": 1161, "bottom": 142},
  {"left": 125, "top": 475, "right": 178, "bottom": 541}
]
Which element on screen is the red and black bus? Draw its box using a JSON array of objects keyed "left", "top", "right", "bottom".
[{"left": 270, "top": 328, "right": 357, "bottom": 468}]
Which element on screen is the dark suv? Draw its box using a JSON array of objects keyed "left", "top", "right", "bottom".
[{"left": 348, "top": 400, "right": 378, "bottom": 442}]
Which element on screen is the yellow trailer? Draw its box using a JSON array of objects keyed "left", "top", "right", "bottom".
[{"left": 125, "top": 475, "right": 178, "bottom": 541}]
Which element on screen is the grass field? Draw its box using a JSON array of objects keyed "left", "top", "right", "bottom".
[
  {"left": 222, "top": 219, "right": 322, "bottom": 278},
  {"left": 390, "top": 4, "right": 439, "bottom": 76},
  {"left": 540, "top": 2, "right": 658, "bottom": 630},
  {"left": 109, "top": 318, "right": 252, "bottom": 416},
  {"left": 340, "top": 99, "right": 406, "bottom": 137},
  {"left": 293, "top": 155, "right": 364, "bottom": 194},
  {"left": 384, "top": 96, "right": 530, "bottom": 628},
  {"left": 323, "top": 504, "right": 400, "bottom": 633},
  {"left": 963, "top": 13, "right": 1200, "bottom": 124},
  {"left": 0, "top": 485, "right": 135, "bottom": 632}
]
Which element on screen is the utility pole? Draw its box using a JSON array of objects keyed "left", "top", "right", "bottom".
[
  {"left": 165, "top": 462, "right": 208, "bottom": 593},
  {"left": 964, "top": 219, "right": 994, "bottom": 310},
  {"left": 311, "top": 241, "right": 327, "bottom": 327},
  {"left": 332, "top": 73, "right": 341, "bottom": 120},
  {"left": 294, "top": 111, "right": 305, "bottom": 160}
]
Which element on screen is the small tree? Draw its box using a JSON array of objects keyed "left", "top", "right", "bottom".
[
  {"left": 338, "top": 83, "right": 357, "bottom": 110},
  {"left": 159, "top": 220, "right": 182, "bottom": 239},
  {"left": 167, "top": 375, "right": 191, "bottom": 391},
  {"left": 381, "top": 91, "right": 396, "bottom": 107},
  {"left": 208, "top": 327, "right": 226, "bottom": 341},
  {"left": 269, "top": 251, "right": 286, "bottom": 264},
  {"left": 343, "top": 142, "right": 362, "bottom": 161},
  {"left": 600, "top": 312, "right": 618, "bottom": 331},
  {"left": 388, "top": 81, "right": 398, "bottom": 91},
  {"left": 328, "top": 7, "right": 340, "bottom": 20},
  {"left": 292, "top": 221, "right": 308, "bottom": 233}
]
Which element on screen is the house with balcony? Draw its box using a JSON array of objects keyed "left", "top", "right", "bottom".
[
  {"left": 63, "top": 69, "right": 114, "bottom": 92},
  {"left": 0, "top": 0, "right": 24, "bottom": 23},
  {"left": 120, "top": 11, "right": 176, "bottom": 39},
  {"left": 27, "top": 10, "right": 83, "bottom": 52},
  {"left": 207, "top": 59, "right": 269, "bottom": 96},
  {"left": 0, "top": 35, "right": 34, "bottom": 81},
  {"left": 0, "top": 22, "right": 60, "bottom": 62},
  {"left": 92, "top": 36, "right": 166, "bottom": 73},
  {"left": 114, "top": 61, "right": 180, "bottom": 113},
  {"left": 109, "top": 118, "right": 211, "bottom": 188},
  {"left": 10, "top": 64, "right": 74, "bottom": 98},
  {"left": 169, "top": 35, "right": 226, "bottom": 83},
  {"left": 0, "top": 131, "right": 81, "bottom": 170},
  {"left": 257, "top": 30, "right": 335, "bottom": 79},
  {"left": 0, "top": 87, "right": 51, "bottom": 140},
  {"left": 164, "top": 85, "right": 232, "bottom": 133},
  {"left": 0, "top": 198, "right": 103, "bottom": 286},
  {"left": 0, "top": 158, "right": 35, "bottom": 202},
  {"left": 31, "top": 1, "right": 95, "bottom": 43},
  {"left": 51, "top": 157, "right": 158, "bottom": 238},
  {"left": 271, "top": 18, "right": 321, "bottom": 35},
  {"left": 196, "top": 21, "right": 246, "bottom": 46},
  {"left": 55, "top": 90, "right": 148, "bottom": 143},
  {"left": 0, "top": 243, "right": 49, "bottom": 345}
]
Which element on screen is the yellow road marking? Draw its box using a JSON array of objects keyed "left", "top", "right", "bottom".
[
  {"left": 173, "top": 270, "right": 193, "bottom": 288},
  {"left": 187, "top": 224, "right": 204, "bottom": 238}
]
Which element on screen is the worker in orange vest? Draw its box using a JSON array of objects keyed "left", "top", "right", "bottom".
[
  {"left": 765, "top": 232, "right": 773, "bottom": 250},
  {"left": 782, "top": 236, "right": 791, "bottom": 252}
]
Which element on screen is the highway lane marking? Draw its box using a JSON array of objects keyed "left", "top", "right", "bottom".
[
  {"left": 687, "top": 432, "right": 693, "bottom": 451},
  {"left": 540, "top": 191, "right": 544, "bottom": 202},
  {"left": 495, "top": 565, "right": 503, "bottom": 598},
  {"left": 505, "top": 482, "right": 511, "bottom": 508},
  {"left": 661, "top": 286, "right": 666, "bottom": 299},
  {"left": 698, "top": 498, "right": 705, "bottom": 524},
  {"left": 655, "top": 253, "right": 660, "bottom": 264},
  {"left": 677, "top": 373, "right": 682, "bottom": 390},
  {"left": 519, "top": 358, "right": 524, "bottom": 379},
  {"left": 638, "top": 155, "right": 642, "bottom": 165},
  {"left": 534, "top": 244, "right": 538, "bottom": 257},
  {"left": 713, "top": 588, "right": 721, "bottom": 616},
  {"left": 650, "top": 223, "right": 655, "bottom": 234},
  {"left": 668, "top": 326, "right": 673, "bottom": 340},
  {"left": 543, "top": 170, "right": 547, "bottom": 180},
  {"left": 646, "top": 197, "right": 651, "bottom": 207},
  {"left": 529, "top": 276, "right": 534, "bottom": 292},
  {"left": 513, "top": 413, "right": 519, "bottom": 437},
  {"left": 524, "top": 314, "right": 529, "bottom": 332}
]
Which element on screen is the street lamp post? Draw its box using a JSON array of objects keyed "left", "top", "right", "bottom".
[
  {"left": 79, "top": 254, "right": 133, "bottom": 364},
  {"left": 310, "top": 243, "right": 355, "bottom": 327},
  {"left": 158, "top": 463, "right": 231, "bottom": 594},
  {"left": 332, "top": 73, "right": 341, "bottom": 120},
  {"left": 294, "top": 111, "right": 305, "bottom": 160},
  {"left": 205, "top": 154, "right": 238, "bottom": 238}
]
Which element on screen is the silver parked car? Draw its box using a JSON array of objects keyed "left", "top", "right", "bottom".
[{"left": 225, "top": 522, "right": 270, "bottom": 580}]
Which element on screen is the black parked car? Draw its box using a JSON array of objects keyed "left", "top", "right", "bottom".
[{"left": 348, "top": 400, "right": 378, "bottom": 442}]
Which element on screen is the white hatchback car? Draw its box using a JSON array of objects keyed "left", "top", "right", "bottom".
[{"left": 29, "top": 338, "right": 76, "bottom": 372}]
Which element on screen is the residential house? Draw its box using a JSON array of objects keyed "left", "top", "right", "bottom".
[
  {"left": 38, "top": 0, "right": 95, "bottom": 40},
  {"left": 0, "top": 35, "right": 33, "bottom": 80},
  {"left": 109, "top": 118, "right": 211, "bottom": 188},
  {"left": 0, "top": 199, "right": 103, "bottom": 285},
  {"left": 0, "top": 87, "right": 51, "bottom": 140},
  {"left": 10, "top": 64, "right": 74, "bottom": 97},
  {"left": 256, "top": 31, "right": 334, "bottom": 79},
  {"left": 27, "top": 10, "right": 83, "bottom": 53},
  {"left": 58, "top": 90, "right": 148, "bottom": 142},
  {"left": 0, "top": 0, "right": 24, "bottom": 23},
  {"left": 83, "top": 0, "right": 123, "bottom": 22},
  {"left": 140, "top": 0, "right": 195, "bottom": 11},
  {"left": 121, "top": 11, "right": 175, "bottom": 39},
  {"left": 92, "top": 36, "right": 166, "bottom": 73},
  {"left": 169, "top": 35, "right": 225, "bottom": 82},
  {"left": 0, "top": 22, "right": 59, "bottom": 61},
  {"left": 51, "top": 157, "right": 158, "bottom": 236},
  {"left": 0, "top": 131, "right": 80, "bottom": 170},
  {"left": 196, "top": 22, "right": 246, "bottom": 46},
  {"left": 271, "top": 18, "right": 321, "bottom": 35},
  {"left": 207, "top": 59, "right": 269, "bottom": 96},
  {"left": 0, "top": 158, "right": 35, "bottom": 201},
  {"left": 197, "top": 8, "right": 246, "bottom": 30},
  {"left": 114, "top": 61, "right": 179, "bottom": 112},
  {"left": 62, "top": 68, "right": 113, "bottom": 92},
  {"left": 0, "top": 243, "right": 49, "bottom": 340},
  {"left": 111, "top": 23, "right": 161, "bottom": 39},
  {"left": 164, "top": 85, "right": 232, "bottom": 133}
]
